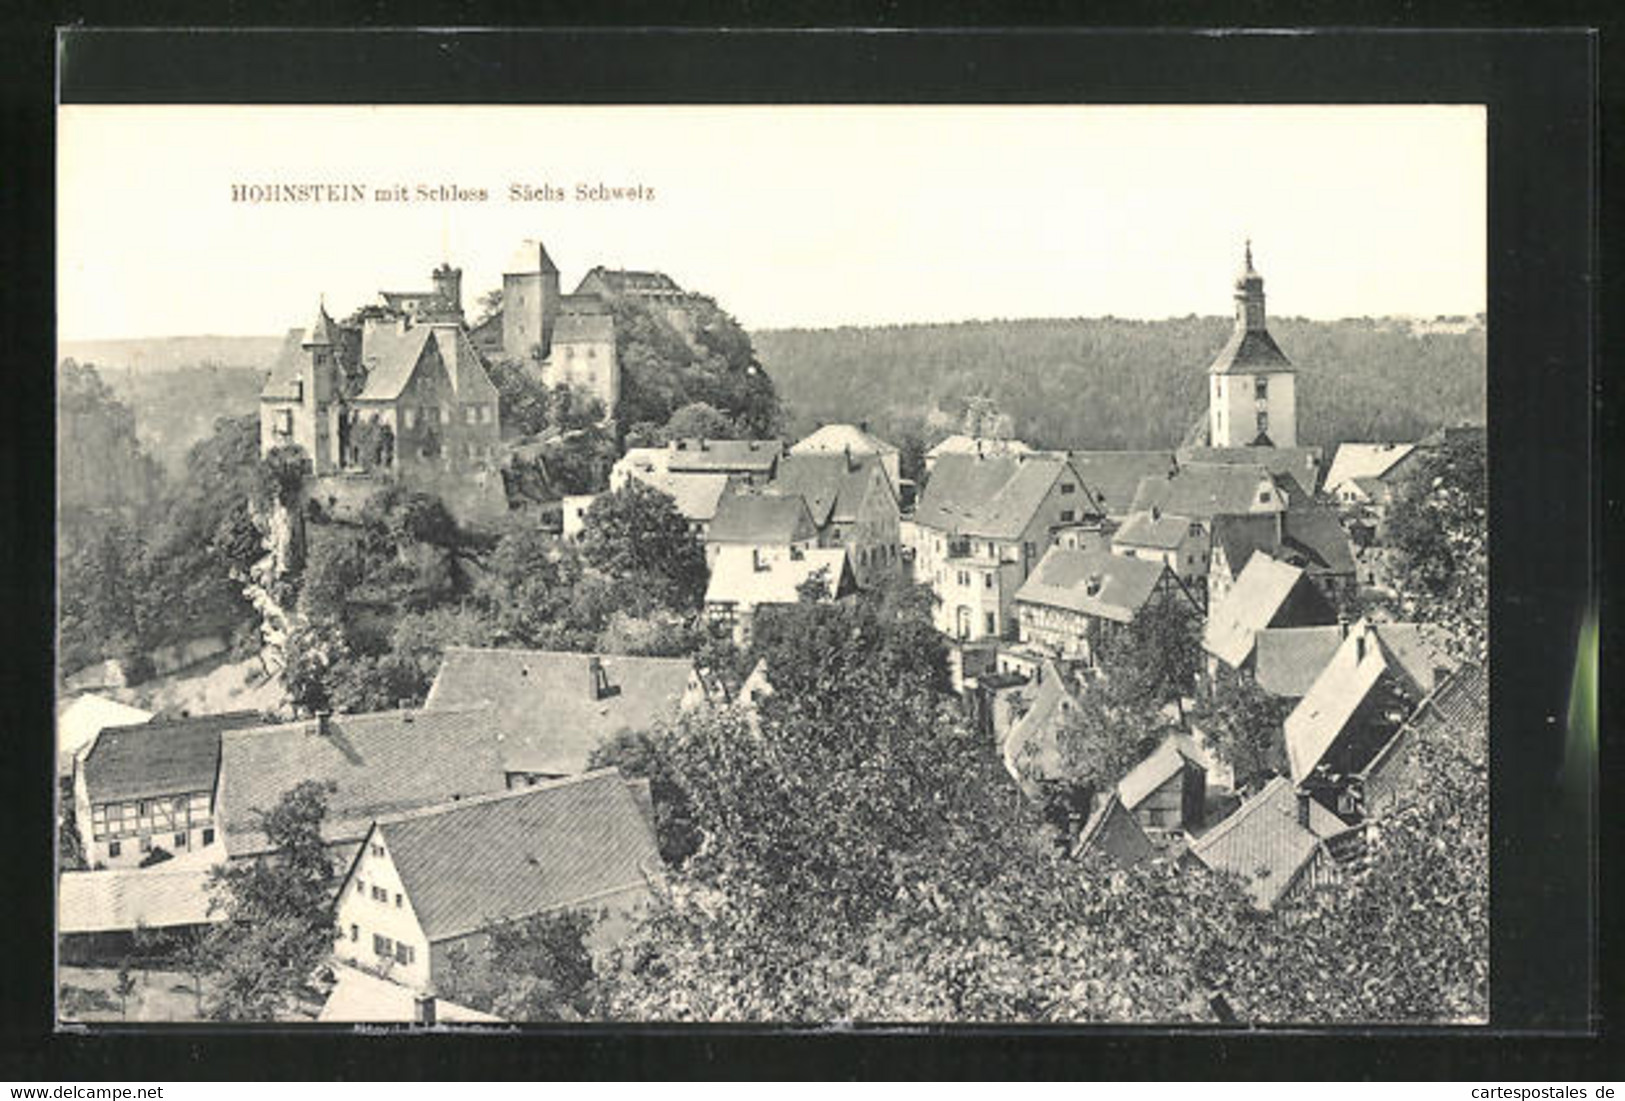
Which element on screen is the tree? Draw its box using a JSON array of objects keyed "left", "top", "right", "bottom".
[
  {"left": 579, "top": 481, "right": 708, "bottom": 609},
  {"left": 659, "top": 401, "right": 742, "bottom": 443},
  {"left": 1192, "top": 667, "right": 1292, "bottom": 792},
  {"left": 484, "top": 356, "right": 551, "bottom": 438},
  {"left": 587, "top": 729, "right": 701, "bottom": 865},
  {"left": 1096, "top": 594, "right": 1203, "bottom": 720},
  {"left": 437, "top": 910, "right": 598, "bottom": 1021},
  {"left": 113, "top": 960, "right": 139, "bottom": 1021},
  {"left": 280, "top": 620, "right": 351, "bottom": 714},
  {"left": 202, "top": 780, "right": 338, "bottom": 1021},
  {"left": 1040, "top": 680, "right": 1163, "bottom": 817}
]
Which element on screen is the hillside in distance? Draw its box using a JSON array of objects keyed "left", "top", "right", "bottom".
[
  {"left": 58, "top": 335, "right": 285, "bottom": 375},
  {"left": 753, "top": 314, "right": 1486, "bottom": 453}
]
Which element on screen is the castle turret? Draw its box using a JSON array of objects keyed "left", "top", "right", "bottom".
[
  {"left": 431, "top": 263, "right": 464, "bottom": 321},
  {"left": 1207, "top": 241, "right": 1297, "bottom": 449},
  {"left": 501, "top": 239, "right": 561, "bottom": 363},
  {"left": 300, "top": 301, "right": 340, "bottom": 471}
]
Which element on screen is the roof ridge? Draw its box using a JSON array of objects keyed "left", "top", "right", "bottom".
[
  {"left": 219, "top": 703, "right": 495, "bottom": 739},
  {"left": 373, "top": 767, "right": 629, "bottom": 827},
  {"left": 1189, "top": 776, "right": 1296, "bottom": 855}
]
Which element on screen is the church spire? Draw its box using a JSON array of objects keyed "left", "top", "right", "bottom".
[{"left": 1233, "top": 240, "right": 1267, "bottom": 332}]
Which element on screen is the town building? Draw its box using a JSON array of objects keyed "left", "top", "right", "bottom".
[
  {"left": 664, "top": 438, "right": 783, "bottom": 484},
  {"left": 790, "top": 422, "right": 902, "bottom": 491},
  {"left": 57, "top": 865, "right": 221, "bottom": 964},
  {"left": 330, "top": 770, "right": 663, "bottom": 993},
  {"left": 1178, "top": 445, "right": 1323, "bottom": 498},
  {"left": 1072, "top": 792, "right": 1158, "bottom": 868},
  {"left": 910, "top": 452, "right": 1096, "bottom": 641},
  {"left": 1011, "top": 545, "right": 1198, "bottom": 668},
  {"left": 1202, "top": 552, "right": 1339, "bottom": 679},
  {"left": 1206, "top": 243, "right": 1298, "bottom": 449},
  {"left": 1130, "top": 463, "right": 1288, "bottom": 532},
  {"left": 1063, "top": 451, "right": 1177, "bottom": 522},
  {"left": 1110, "top": 508, "right": 1210, "bottom": 584},
  {"left": 1252, "top": 622, "right": 1452, "bottom": 701},
  {"left": 1351, "top": 662, "right": 1485, "bottom": 820},
  {"left": 1185, "top": 775, "right": 1343, "bottom": 911},
  {"left": 1117, "top": 735, "right": 1208, "bottom": 835},
  {"left": 606, "top": 459, "right": 732, "bottom": 539},
  {"left": 422, "top": 648, "right": 703, "bottom": 785},
  {"left": 770, "top": 451, "right": 901, "bottom": 589},
  {"left": 317, "top": 963, "right": 503, "bottom": 1025},
  {"left": 704, "top": 490, "right": 821, "bottom": 570},
  {"left": 705, "top": 544, "right": 856, "bottom": 645},
  {"left": 923, "top": 434, "right": 1035, "bottom": 475},
  {"left": 57, "top": 694, "right": 152, "bottom": 782},
  {"left": 1323, "top": 442, "right": 1418, "bottom": 505},
  {"left": 74, "top": 711, "right": 265, "bottom": 869},
  {"left": 998, "top": 658, "right": 1086, "bottom": 792}
]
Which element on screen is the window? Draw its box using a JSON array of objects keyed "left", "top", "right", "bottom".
[
  {"left": 439, "top": 407, "right": 450, "bottom": 425},
  {"left": 404, "top": 408, "right": 417, "bottom": 429},
  {"left": 140, "top": 837, "right": 152, "bottom": 853},
  {"left": 108, "top": 840, "right": 121, "bottom": 858},
  {"left": 1256, "top": 410, "right": 1269, "bottom": 437},
  {"left": 984, "top": 574, "right": 994, "bottom": 590},
  {"left": 1024, "top": 541, "right": 1035, "bottom": 561},
  {"left": 395, "top": 893, "right": 403, "bottom": 908},
  {"left": 1258, "top": 490, "right": 1270, "bottom": 505},
  {"left": 350, "top": 925, "right": 359, "bottom": 942},
  {"left": 1059, "top": 510, "right": 1075, "bottom": 523},
  {"left": 357, "top": 880, "right": 366, "bottom": 895},
  {"left": 174, "top": 832, "right": 188, "bottom": 849},
  {"left": 202, "top": 827, "right": 214, "bottom": 846},
  {"left": 1060, "top": 482, "right": 1075, "bottom": 495},
  {"left": 396, "top": 943, "right": 415, "bottom": 966},
  {"left": 374, "top": 934, "right": 394, "bottom": 957},
  {"left": 985, "top": 612, "right": 997, "bottom": 635},
  {"left": 372, "top": 886, "right": 388, "bottom": 903},
  {"left": 1255, "top": 377, "right": 1269, "bottom": 400},
  {"left": 464, "top": 406, "right": 477, "bottom": 425},
  {"left": 274, "top": 408, "right": 293, "bottom": 435},
  {"left": 479, "top": 404, "right": 493, "bottom": 424},
  {"left": 371, "top": 843, "right": 385, "bottom": 858}
]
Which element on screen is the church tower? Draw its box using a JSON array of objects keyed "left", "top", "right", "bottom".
[{"left": 1207, "top": 242, "right": 1297, "bottom": 448}]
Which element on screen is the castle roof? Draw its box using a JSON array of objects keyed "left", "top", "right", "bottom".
[
  {"left": 355, "top": 323, "right": 497, "bottom": 404},
  {"left": 578, "top": 267, "right": 684, "bottom": 298},
  {"left": 505, "top": 239, "right": 559, "bottom": 276},
  {"left": 260, "top": 328, "right": 309, "bottom": 401},
  {"left": 303, "top": 304, "right": 338, "bottom": 347},
  {"left": 552, "top": 312, "right": 616, "bottom": 344},
  {"left": 1208, "top": 327, "right": 1295, "bottom": 375}
]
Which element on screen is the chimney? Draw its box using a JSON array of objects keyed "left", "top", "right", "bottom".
[
  {"left": 1355, "top": 631, "right": 1367, "bottom": 663},
  {"left": 1085, "top": 574, "right": 1102, "bottom": 597},
  {"left": 413, "top": 993, "right": 437, "bottom": 1026},
  {"left": 315, "top": 710, "right": 332, "bottom": 737},
  {"left": 1338, "top": 613, "right": 1350, "bottom": 639},
  {"left": 1296, "top": 789, "right": 1311, "bottom": 829}
]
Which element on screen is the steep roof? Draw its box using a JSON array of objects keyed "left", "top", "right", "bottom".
[
  {"left": 622, "top": 469, "right": 731, "bottom": 524},
  {"left": 791, "top": 423, "right": 899, "bottom": 458},
  {"left": 1189, "top": 776, "right": 1326, "bottom": 910},
  {"left": 707, "top": 491, "right": 819, "bottom": 545},
  {"left": 1117, "top": 734, "right": 1205, "bottom": 812},
  {"left": 999, "top": 660, "right": 1083, "bottom": 786},
  {"left": 1014, "top": 545, "right": 1167, "bottom": 624},
  {"left": 666, "top": 439, "right": 782, "bottom": 475},
  {"left": 1073, "top": 792, "right": 1158, "bottom": 868},
  {"left": 552, "top": 312, "right": 616, "bottom": 344},
  {"left": 428, "top": 325, "right": 499, "bottom": 402},
  {"left": 1207, "top": 326, "right": 1295, "bottom": 375},
  {"left": 1403, "top": 660, "right": 1487, "bottom": 740},
  {"left": 373, "top": 770, "right": 661, "bottom": 944},
  {"left": 355, "top": 324, "right": 435, "bottom": 402},
  {"left": 1131, "top": 463, "right": 1281, "bottom": 521},
  {"left": 915, "top": 452, "right": 1075, "bottom": 540},
  {"left": 1323, "top": 443, "right": 1416, "bottom": 495},
  {"left": 1211, "top": 513, "right": 1280, "bottom": 576},
  {"left": 318, "top": 964, "right": 502, "bottom": 1024},
  {"left": 1178, "top": 446, "right": 1322, "bottom": 495},
  {"left": 58, "top": 694, "right": 153, "bottom": 778},
  {"left": 1284, "top": 621, "right": 1395, "bottom": 784},
  {"left": 218, "top": 707, "right": 509, "bottom": 857},
  {"left": 1203, "top": 553, "right": 1308, "bottom": 669},
  {"left": 1280, "top": 506, "right": 1356, "bottom": 576},
  {"left": 771, "top": 453, "right": 892, "bottom": 527},
  {"left": 81, "top": 711, "right": 264, "bottom": 804},
  {"left": 260, "top": 328, "right": 309, "bottom": 401},
  {"left": 705, "top": 545, "right": 852, "bottom": 608},
  {"left": 1113, "top": 510, "right": 1195, "bottom": 551},
  {"left": 1065, "top": 451, "right": 1177, "bottom": 518},
  {"left": 504, "top": 239, "right": 559, "bottom": 276},
  {"left": 58, "top": 867, "right": 220, "bottom": 934},
  {"left": 304, "top": 304, "right": 339, "bottom": 347},
  {"left": 423, "top": 648, "right": 696, "bottom": 777}
]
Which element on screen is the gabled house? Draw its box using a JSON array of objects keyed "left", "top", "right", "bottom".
[
  {"left": 1284, "top": 619, "right": 1432, "bottom": 799},
  {"left": 704, "top": 545, "right": 855, "bottom": 646},
  {"left": 1253, "top": 622, "right": 1453, "bottom": 701},
  {"left": 217, "top": 707, "right": 510, "bottom": 864},
  {"left": 790, "top": 423, "right": 902, "bottom": 492},
  {"left": 331, "top": 770, "right": 663, "bottom": 994},
  {"left": 1064, "top": 451, "right": 1177, "bottom": 522},
  {"left": 1202, "top": 552, "right": 1338, "bottom": 679},
  {"left": 923, "top": 434, "right": 1034, "bottom": 475},
  {"left": 1130, "top": 463, "right": 1287, "bottom": 531},
  {"left": 664, "top": 438, "right": 783, "bottom": 484},
  {"left": 910, "top": 452, "right": 1095, "bottom": 641},
  {"left": 57, "top": 694, "right": 153, "bottom": 782},
  {"left": 423, "top": 647, "right": 701, "bottom": 785},
  {"left": 704, "top": 490, "right": 821, "bottom": 569},
  {"left": 1012, "top": 545, "right": 1197, "bottom": 667},
  {"left": 1352, "top": 662, "right": 1485, "bottom": 820},
  {"left": 1185, "top": 775, "right": 1340, "bottom": 911},
  {"left": 771, "top": 451, "right": 901, "bottom": 588},
  {"left": 74, "top": 711, "right": 266, "bottom": 869},
  {"left": 1072, "top": 791, "right": 1158, "bottom": 868},
  {"left": 1280, "top": 506, "right": 1358, "bottom": 607},
  {"left": 1177, "top": 445, "right": 1323, "bottom": 497},
  {"left": 1117, "top": 735, "right": 1207, "bottom": 835},
  {"left": 998, "top": 659, "right": 1086, "bottom": 792},
  {"left": 318, "top": 963, "right": 503, "bottom": 1025},
  {"left": 1206, "top": 513, "right": 1282, "bottom": 608},
  {"left": 1323, "top": 442, "right": 1417, "bottom": 504},
  {"left": 1111, "top": 508, "right": 1210, "bottom": 584}
]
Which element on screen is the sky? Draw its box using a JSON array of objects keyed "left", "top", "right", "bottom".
[{"left": 57, "top": 105, "right": 1485, "bottom": 341}]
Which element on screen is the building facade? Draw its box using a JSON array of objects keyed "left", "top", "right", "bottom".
[{"left": 1207, "top": 243, "right": 1298, "bottom": 449}]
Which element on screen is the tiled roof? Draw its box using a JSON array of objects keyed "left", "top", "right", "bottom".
[
  {"left": 1284, "top": 620, "right": 1393, "bottom": 784},
  {"left": 1323, "top": 443, "right": 1416, "bottom": 495},
  {"left": 666, "top": 439, "right": 782, "bottom": 475},
  {"left": 1177, "top": 446, "right": 1322, "bottom": 495},
  {"left": 318, "top": 963, "right": 502, "bottom": 1024},
  {"left": 1014, "top": 545, "right": 1167, "bottom": 624},
  {"left": 1113, "top": 510, "right": 1194, "bottom": 551},
  {"left": 705, "top": 545, "right": 852, "bottom": 608},
  {"left": 999, "top": 660, "right": 1082, "bottom": 786},
  {"left": 1189, "top": 776, "right": 1326, "bottom": 909},
  {"left": 374, "top": 770, "right": 662, "bottom": 944},
  {"left": 218, "top": 707, "right": 509, "bottom": 857},
  {"left": 428, "top": 325, "right": 499, "bottom": 403},
  {"left": 924, "top": 435, "right": 1036, "bottom": 461},
  {"left": 58, "top": 867, "right": 220, "bottom": 934},
  {"left": 1202, "top": 553, "right": 1307, "bottom": 669},
  {"left": 578, "top": 267, "right": 684, "bottom": 297},
  {"left": 1405, "top": 661, "right": 1487, "bottom": 739},
  {"left": 1064, "top": 451, "right": 1177, "bottom": 518},
  {"left": 1281, "top": 506, "right": 1356, "bottom": 576},
  {"left": 1254, "top": 623, "right": 1450, "bottom": 699},
  {"left": 1211, "top": 514, "right": 1280, "bottom": 577},
  {"left": 771, "top": 453, "right": 891, "bottom": 528},
  {"left": 916, "top": 453, "right": 1076, "bottom": 540},
  {"left": 1131, "top": 464, "right": 1281, "bottom": 521},
  {"left": 260, "top": 328, "right": 309, "bottom": 401},
  {"left": 1073, "top": 792, "right": 1157, "bottom": 867},
  {"left": 707, "top": 491, "right": 819, "bottom": 545},
  {"left": 622, "top": 469, "right": 732, "bottom": 524},
  {"left": 304, "top": 304, "right": 339, "bottom": 347},
  {"left": 1207, "top": 327, "right": 1295, "bottom": 375},
  {"left": 355, "top": 325, "right": 434, "bottom": 402},
  {"left": 504, "top": 239, "right": 559, "bottom": 276},
  {"left": 552, "top": 312, "right": 615, "bottom": 344},
  {"left": 57, "top": 694, "right": 153, "bottom": 778},
  {"left": 791, "top": 423, "right": 899, "bottom": 458},
  {"left": 423, "top": 648, "right": 696, "bottom": 777},
  {"left": 81, "top": 711, "right": 264, "bottom": 804},
  {"left": 1117, "top": 734, "right": 1204, "bottom": 811}
]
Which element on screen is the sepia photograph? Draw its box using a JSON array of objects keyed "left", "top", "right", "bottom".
[{"left": 55, "top": 103, "right": 1489, "bottom": 1028}]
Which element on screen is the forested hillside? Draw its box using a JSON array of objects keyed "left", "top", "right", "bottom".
[{"left": 754, "top": 315, "right": 1485, "bottom": 452}]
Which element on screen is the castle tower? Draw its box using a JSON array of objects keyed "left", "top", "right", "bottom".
[
  {"left": 501, "top": 239, "right": 561, "bottom": 364},
  {"left": 1207, "top": 241, "right": 1297, "bottom": 448},
  {"left": 301, "top": 302, "right": 341, "bottom": 473},
  {"left": 431, "top": 263, "right": 464, "bottom": 321}
]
